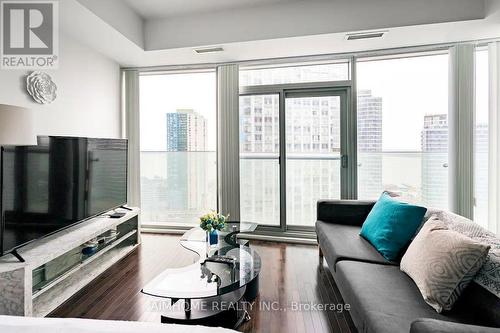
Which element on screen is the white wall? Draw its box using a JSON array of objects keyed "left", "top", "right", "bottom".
[{"left": 0, "top": 33, "right": 121, "bottom": 139}]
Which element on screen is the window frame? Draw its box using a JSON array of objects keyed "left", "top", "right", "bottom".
[
  {"left": 355, "top": 51, "right": 451, "bottom": 208},
  {"left": 138, "top": 69, "right": 219, "bottom": 229}
]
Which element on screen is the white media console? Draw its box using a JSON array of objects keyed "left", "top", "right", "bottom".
[{"left": 0, "top": 207, "right": 140, "bottom": 317}]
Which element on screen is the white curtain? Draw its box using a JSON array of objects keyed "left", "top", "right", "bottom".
[
  {"left": 122, "top": 70, "right": 141, "bottom": 208},
  {"left": 488, "top": 42, "right": 500, "bottom": 235},
  {"left": 217, "top": 64, "right": 240, "bottom": 221},
  {"left": 449, "top": 44, "right": 475, "bottom": 219}
]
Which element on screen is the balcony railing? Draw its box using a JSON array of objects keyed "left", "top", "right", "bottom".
[{"left": 139, "top": 151, "right": 469, "bottom": 226}]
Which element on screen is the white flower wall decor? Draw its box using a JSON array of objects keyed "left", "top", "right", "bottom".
[{"left": 26, "top": 71, "right": 57, "bottom": 104}]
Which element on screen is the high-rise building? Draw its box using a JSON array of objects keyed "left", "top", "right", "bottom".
[
  {"left": 240, "top": 95, "right": 345, "bottom": 154},
  {"left": 357, "top": 90, "right": 383, "bottom": 152},
  {"left": 475, "top": 123, "right": 489, "bottom": 226},
  {"left": 421, "top": 114, "right": 449, "bottom": 208},
  {"left": 161, "top": 109, "right": 210, "bottom": 216},
  {"left": 240, "top": 95, "right": 279, "bottom": 154},
  {"left": 239, "top": 64, "right": 348, "bottom": 86},
  {"left": 420, "top": 114, "right": 488, "bottom": 210},
  {"left": 421, "top": 114, "right": 448, "bottom": 152},
  {"left": 357, "top": 90, "right": 383, "bottom": 200},
  {"left": 476, "top": 124, "right": 488, "bottom": 153},
  {"left": 166, "top": 109, "right": 207, "bottom": 152},
  {"left": 140, "top": 151, "right": 216, "bottom": 223}
]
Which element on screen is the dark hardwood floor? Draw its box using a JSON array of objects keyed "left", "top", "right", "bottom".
[{"left": 50, "top": 234, "right": 356, "bottom": 333}]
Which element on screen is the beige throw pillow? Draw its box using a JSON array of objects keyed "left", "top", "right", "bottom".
[{"left": 400, "top": 216, "right": 490, "bottom": 313}]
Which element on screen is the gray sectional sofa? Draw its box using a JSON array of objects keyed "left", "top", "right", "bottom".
[{"left": 315, "top": 200, "right": 500, "bottom": 333}]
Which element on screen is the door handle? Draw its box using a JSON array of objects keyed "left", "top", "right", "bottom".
[{"left": 341, "top": 155, "right": 348, "bottom": 168}]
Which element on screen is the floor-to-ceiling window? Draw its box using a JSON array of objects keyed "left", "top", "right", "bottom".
[
  {"left": 356, "top": 53, "right": 449, "bottom": 208},
  {"left": 474, "top": 47, "right": 489, "bottom": 228},
  {"left": 139, "top": 71, "right": 217, "bottom": 225},
  {"left": 134, "top": 46, "right": 492, "bottom": 233}
]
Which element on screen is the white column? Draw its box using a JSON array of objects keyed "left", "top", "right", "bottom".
[
  {"left": 488, "top": 42, "right": 500, "bottom": 234},
  {"left": 449, "top": 44, "right": 475, "bottom": 219},
  {"left": 122, "top": 70, "right": 141, "bottom": 208},
  {"left": 217, "top": 64, "right": 240, "bottom": 221}
]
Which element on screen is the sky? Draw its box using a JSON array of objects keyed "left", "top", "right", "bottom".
[{"left": 357, "top": 54, "right": 449, "bottom": 151}]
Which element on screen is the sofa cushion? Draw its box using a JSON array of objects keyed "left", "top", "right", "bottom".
[
  {"left": 317, "top": 200, "right": 375, "bottom": 226},
  {"left": 360, "top": 192, "right": 427, "bottom": 261},
  {"left": 316, "top": 221, "right": 396, "bottom": 270},
  {"left": 401, "top": 217, "right": 490, "bottom": 313},
  {"left": 451, "top": 282, "right": 500, "bottom": 327},
  {"left": 410, "top": 318, "right": 500, "bottom": 333},
  {"left": 334, "top": 261, "right": 473, "bottom": 333}
]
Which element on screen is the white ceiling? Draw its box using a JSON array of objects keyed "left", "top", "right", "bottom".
[
  {"left": 143, "top": 0, "right": 485, "bottom": 50},
  {"left": 123, "top": 0, "right": 296, "bottom": 19}
]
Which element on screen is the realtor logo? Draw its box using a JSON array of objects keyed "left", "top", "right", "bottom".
[{"left": 1, "top": 1, "right": 58, "bottom": 69}]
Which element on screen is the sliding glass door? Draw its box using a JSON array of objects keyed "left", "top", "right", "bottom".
[
  {"left": 239, "top": 94, "right": 281, "bottom": 226},
  {"left": 239, "top": 85, "right": 351, "bottom": 230},
  {"left": 285, "top": 92, "right": 344, "bottom": 227}
]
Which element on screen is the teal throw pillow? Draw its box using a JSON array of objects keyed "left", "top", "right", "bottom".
[{"left": 360, "top": 192, "right": 427, "bottom": 261}]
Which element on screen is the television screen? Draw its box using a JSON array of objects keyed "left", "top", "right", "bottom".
[{"left": 0, "top": 137, "right": 128, "bottom": 256}]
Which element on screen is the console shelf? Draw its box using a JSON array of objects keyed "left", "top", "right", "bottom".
[
  {"left": 32, "top": 229, "right": 138, "bottom": 300},
  {"left": 0, "top": 207, "right": 140, "bottom": 317}
]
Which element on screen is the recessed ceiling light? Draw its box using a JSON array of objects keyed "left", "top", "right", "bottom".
[
  {"left": 346, "top": 31, "right": 387, "bottom": 40},
  {"left": 194, "top": 46, "right": 224, "bottom": 54}
]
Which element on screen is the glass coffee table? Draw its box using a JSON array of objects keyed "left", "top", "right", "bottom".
[{"left": 142, "top": 222, "right": 260, "bottom": 328}]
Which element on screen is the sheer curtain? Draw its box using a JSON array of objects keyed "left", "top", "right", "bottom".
[
  {"left": 217, "top": 64, "right": 240, "bottom": 221},
  {"left": 449, "top": 44, "right": 475, "bottom": 219},
  {"left": 122, "top": 69, "right": 141, "bottom": 208},
  {"left": 488, "top": 42, "right": 500, "bottom": 234}
]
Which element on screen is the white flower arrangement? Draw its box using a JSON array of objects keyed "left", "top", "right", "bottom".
[{"left": 200, "top": 210, "right": 228, "bottom": 233}]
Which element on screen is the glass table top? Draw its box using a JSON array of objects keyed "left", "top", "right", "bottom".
[{"left": 142, "top": 222, "right": 260, "bottom": 300}]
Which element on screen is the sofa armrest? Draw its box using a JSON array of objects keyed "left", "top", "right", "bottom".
[
  {"left": 410, "top": 318, "right": 500, "bottom": 333},
  {"left": 316, "top": 200, "right": 375, "bottom": 227}
]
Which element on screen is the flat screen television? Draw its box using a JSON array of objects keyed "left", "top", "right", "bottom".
[{"left": 0, "top": 136, "right": 128, "bottom": 257}]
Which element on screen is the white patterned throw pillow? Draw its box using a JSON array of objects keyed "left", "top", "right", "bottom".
[
  {"left": 400, "top": 217, "right": 491, "bottom": 313},
  {"left": 429, "top": 210, "right": 500, "bottom": 298}
]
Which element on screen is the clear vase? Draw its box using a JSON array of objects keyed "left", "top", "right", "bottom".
[
  {"left": 206, "top": 230, "right": 218, "bottom": 247},
  {"left": 206, "top": 230, "right": 218, "bottom": 257}
]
